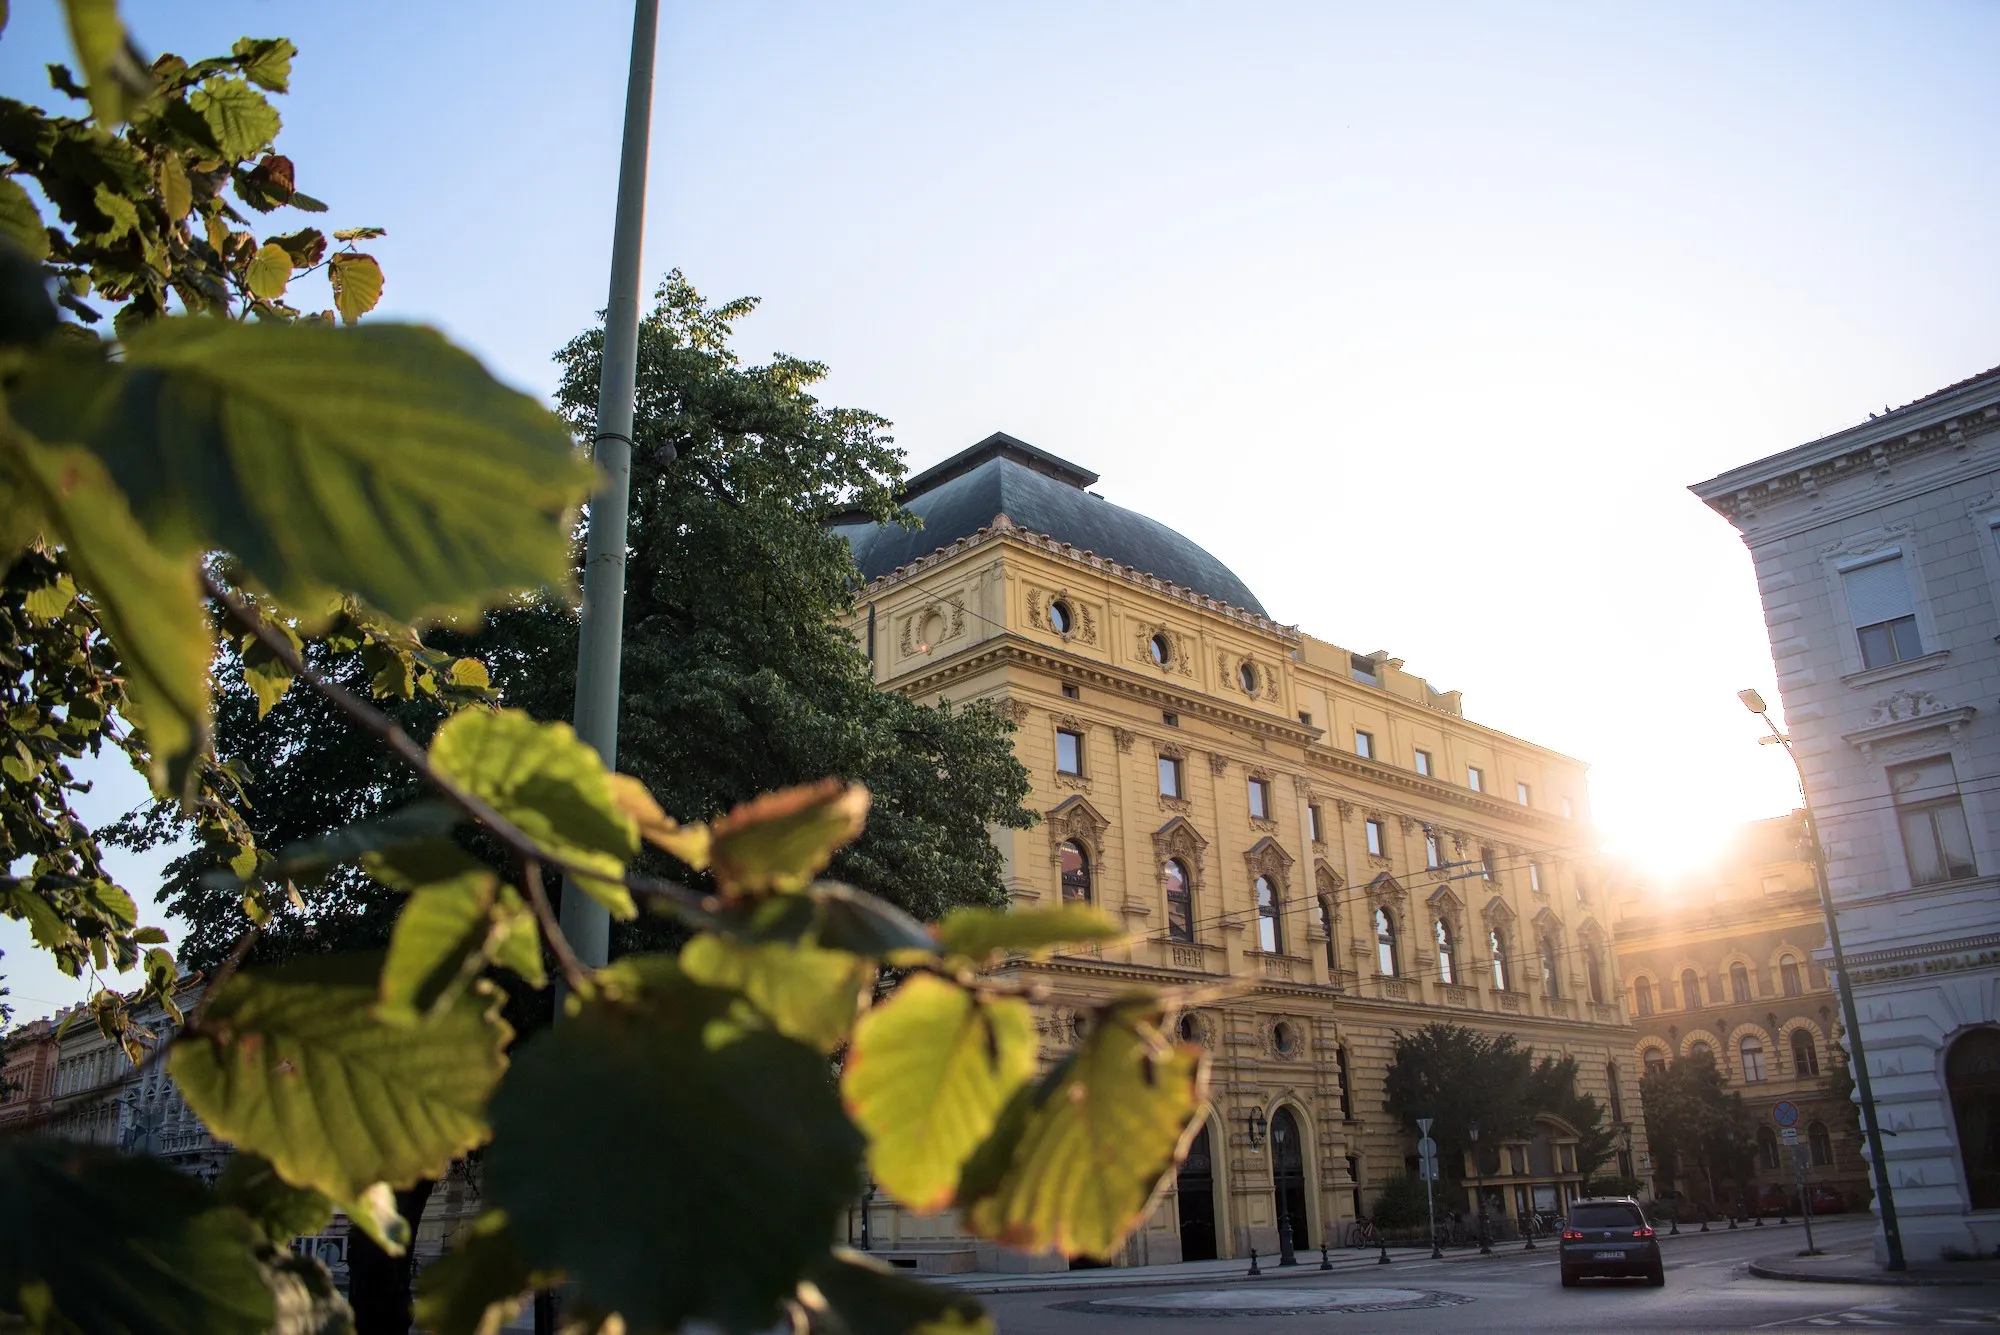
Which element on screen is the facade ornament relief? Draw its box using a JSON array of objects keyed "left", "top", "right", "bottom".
[
  {"left": 1152, "top": 817, "right": 1208, "bottom": 880},
  {"left": 1135, "top": 623, "right": 1195, "bottom": 676},
  {"left": 1112, "top": 727, "right": 1136, "bottom": 754},
  {"left": 1209, "top": 752, "right": 1230, "bottom": 776},
  {"left": 1045, "top": 796, "right": 1109, "bottom": 886},
  {"left": 1335, "top": 799, "right": 1354, "bottom": 823},
  {"left": 1025, "top": 585, "right": 1099, "bottom": 644},
  {"left": 897, "top": 596, "right": 967, "bottom": 656}
]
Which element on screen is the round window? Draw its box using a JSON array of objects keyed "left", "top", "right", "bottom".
[
  {"left": 1238, "top": 661, "right": 1259, "bottom": 694},
  {"left": 1177, "top": 1012, "right": 1201, "bottom": 1045},
  {"left": 1274, "top": 1021, "right": 1299, "bottom": 1056},
  {"left": 917, "top": 611, "right": 943, "bottom": 652},
  {"left": 1049, "top": 600, "right": 1074, "bottom": 635},
  {"left": 1150, "top": 632, "right": 1171, "bottom": 665},
  {"left": 1070, "top": 1010, "right": 1091, "bottom": 1043}
]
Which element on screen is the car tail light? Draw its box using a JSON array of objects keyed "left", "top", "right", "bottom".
[
  {"left": 1633, "top": 1227, "right": 1655, "bottom": 1238},
  {"left": 1562, "top": 1229, "right": 1583, "bottom": 1241}
]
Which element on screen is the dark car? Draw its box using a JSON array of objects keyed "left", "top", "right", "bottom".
[
  {"left": 1560, "top": 1197, "right": 1664, "bottom": 1288},
  {"left": 1808, "top": 1186, "right": 1847, "bottom": 1215}
]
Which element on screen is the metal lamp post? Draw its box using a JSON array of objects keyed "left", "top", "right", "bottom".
[
  {"left": 1470, "top": 1123, "right": 1492, "bottom": 1255},
  {"left": 1737, "top": 689, "right": 1907, "bottom": 1271}
]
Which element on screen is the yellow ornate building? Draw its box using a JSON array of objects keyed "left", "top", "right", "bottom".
[
  {"left": 835, "top": 434, "right": 1646, "bottom": 1269},
  {"left": 1612, "top": 813, "right": 1870, "bottom": 1211}
]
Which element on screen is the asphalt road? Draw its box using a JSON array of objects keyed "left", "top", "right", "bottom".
[{"left": 976, "top": 1219, "right": 2000, "bottom": 1333}]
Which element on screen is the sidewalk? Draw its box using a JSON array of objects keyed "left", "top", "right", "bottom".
[{"left": 1748, "top": 1241, "right": 2000, "bottom": 1287}]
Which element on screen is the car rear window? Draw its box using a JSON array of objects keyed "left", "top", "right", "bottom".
[{"left": 1568, "top": 1203, "right": 1643, "bottom": 1229}]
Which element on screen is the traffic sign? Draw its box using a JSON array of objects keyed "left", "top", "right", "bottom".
[
  {"left": 1417, "top": 1117, "right": 1434, "bottom": 1134},
  {"left": 1772, "top": 1100, "right": 1800, "bottom": 1128},
  {"left": 1419, "top": 1159, "right": 1438, "bottom": 1181},
  {"left": 1417, "top": 1137, "right": 1438, "bottom": 1160},
  {"left": 1781, "top": 1127, "right": 1799, "bottom": 1147}
]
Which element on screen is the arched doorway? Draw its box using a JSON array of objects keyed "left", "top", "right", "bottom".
[
  {"left": 1948, "top": 1027, "right": 2000, "bottom": 1209},
  {"left": 1271, "top": 1106, "right": 1311, "bottom": 1249},
  {"left": 1176, "top": 1121, "right": 1219, "bottom": 1261}
]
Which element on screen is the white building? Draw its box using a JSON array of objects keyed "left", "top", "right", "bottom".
[{"left": 1692, "top": 365, "right": 2000, "bottom": 1263}]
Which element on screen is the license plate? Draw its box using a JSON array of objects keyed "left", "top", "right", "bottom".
[{"left": 1592, "top": 1250, "right": 1624, "bottom": 1260}]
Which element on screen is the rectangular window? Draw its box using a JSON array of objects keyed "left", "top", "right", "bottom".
[
  {"left": 1467, "top": 766, "right": 1483, "bottom": 792},
  {"left": 1516, "top": 781, "right": 1531, "bottom": 806},
  {"left": 1350, "top": 653, "right": 1379, "bottom": 686},
  {"left": 1413, "top": 749, "right": 1432, "bottom": 777},
  {"left": 1482, "top": 847, "right": 1497, "bottom": 881},
  {"left": 1055, "top": 729, "right": 1083, "bottom": 776},
  {"left": 1761, "top": 874, "right": 1788, "bottom": 896},
  {"left": 1842, "top": 554, "right": 1924, "bottom": 669},
  {"left": 1365, "top": 819, "right": 1385, "bottom": 857},
  {"left": 1248, "top": 778, "right": 1271, "bottom": 820},
  {"left": 1158, "top": 755, "right": 1182, "bottom": 798},
  {"left": 1162, "top": 711, "right": 1179, "bottom": 727},
  {"left": 1890, "top": 756, "right": 1978, "bottom": 885},
  {"left": 1561, "top": 796, "right": 1574, "bottom": 819},
  {"left": 1299, "top": 710, "right": 1313, "bottom": 726},
  {"left": 1308, "top": 804, "right": 1323, "bottom": 843},
  {"left": 1354, "top": 730, "right": 1373, "bottom": 759},
  {"left": 1528, "top": 861, "right": 1543, "bottom": 893},
  {"left": 1425, "top": 833, "right": 1443, "bottom": 869},
  {"left": 1061, "top": 682, "right": 1080, "bottom": 700}
]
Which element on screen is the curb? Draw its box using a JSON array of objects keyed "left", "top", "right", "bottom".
[
  {"left": 945, "top": 1249, "right": 1459, "bottom": 1295},
  {"left": 1746, "top": 1260, "right": 2000, "bottom": 1288}
]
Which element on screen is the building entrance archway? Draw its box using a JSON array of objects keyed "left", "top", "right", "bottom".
[
  {"left": 1271, "top": 1106, "right": 1311, "bottom": 1249},
  {"left": 1176, "top": 1121, "right": 1219, "bottom": 1261},
  {"left": 1948, "top": 1027, "right": 2000, "bottom": 1210}
]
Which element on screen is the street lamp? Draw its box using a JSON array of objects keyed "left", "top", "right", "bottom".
[
  {"left": 1737, "top": 688, "right": 1907, "bottom": 1271},
  {"left": 1469, "top": 1123, "right": 1492, "bottom": 1255}
]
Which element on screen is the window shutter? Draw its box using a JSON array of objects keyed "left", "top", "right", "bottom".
[{"left": 1841, "top": 555, "right": 1913, "bottom": 627}]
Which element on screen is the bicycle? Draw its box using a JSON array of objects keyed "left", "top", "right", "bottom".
[
  {"left": 1432, "top": 1216, "right": 1469, "bottom": 1249},
  {"left": 1345, "top": 1216, "right": 1381, "bottom": 1249},
  {"left": 1518, "top": 1209, "right": 1560, "bottom": 1240}
]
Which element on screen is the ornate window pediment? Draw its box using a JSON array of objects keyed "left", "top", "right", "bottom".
[
  {"left": 1426, "top": 883, "right": 1466, "bottom": 924},
  {"left": 1532, "top": 905, "right": 1565, "bottom": 934},
  {"left": 1481, "top": 894, "right": 1516, "bottom": 926},
  {"left": 1314, "top": 861, "right": 1343, "bottom": 896},
  {"left": 1364, "top": 871, "right": 1407, "bottom": 911},
  {"left": 1243, "top": 836, "right": 1294, "bottom": 886},
  {"left": 1046, "top": 795, "right": 1109, "bottom": 871},
  {"left": 1152, "top": 816, "right": 1208, "bottom": 874}
]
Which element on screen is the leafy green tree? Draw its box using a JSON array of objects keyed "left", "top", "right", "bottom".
[
  {"left": 1638, "top": 1049, "right": 1754, "bottom": 1208},
  {"left": 0, "top": 8, "right": 1195, "bottom": 1334},
  {"left": 1526, "top": 1053, "right": 1617, "bottom": 1182},
  {"left": 1383, "top": 1023, "right": 1535, "bottom": 1179}
]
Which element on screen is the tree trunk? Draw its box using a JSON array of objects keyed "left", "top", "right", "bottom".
[{"left": 348, "top": 1179, "right": 436, "bottom": 1335}]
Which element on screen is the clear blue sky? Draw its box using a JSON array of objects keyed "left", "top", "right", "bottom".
[{"left": 4, "top": 1, "right": 1998, "bottom": 1017}]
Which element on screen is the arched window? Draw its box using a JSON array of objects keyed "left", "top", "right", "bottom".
[
  {"left": 1606, "top": 1063, "right": 1624, "bottom": 1122},
  {"left": 1540, "top": 936, "right": 1561, "bottom": 997},
  {"left": 1682, "top": 968, "right": 1703, "bottom": 1010},
  {"left": 1731, "top": 962, "right": 1752, "bottom": 1003},
  {"left": 1740, "top": 1036, "right": 1766, "bottom": 1083},
  {"left": 1490, "top": 928, "right": 1510, "bottom": 990},
  {"left": 1435, "top": 919, "right": 1456, "bottom": 985},
  {"left": 1634, "top": 977, "right": 1654, "bottom": 1016},
  {"left": 1164, "top": 859, "right": 1193, "bottom": 943},
  {"left": 1060, "top": 841, "right": 1092, "bottom": 905},
  {"left": 1375, "top": 908, "right": 1398, "bottom": 977},
  {"left": 1947, "top": 1027, "right": 2000, "bottom": 1209},
  {"left": 1586, "top": 949, "right": 1605, "bottom": 1004},
  {"left": 1644, "top": 1051, "right": 1667, "bottom": 1078},
  {"left": 1780, "top": 956, "right": 1802, "bottom": 997},
  {"left": 1807, "top": 1120, "right": 1833, "bottom": 1167},
  {"left": 1757, "top": 1126, "right": 1780, "bottom": 1170},
  {"left": 1689, "top": 1040, "right": 1713, "bottom": 1064},
  {"left": 1256, "top": 876, "right": 1281, "bottom": 954},
  {"left": 1791, "top": 1029, "right": 1820, "bottom": 1077}
]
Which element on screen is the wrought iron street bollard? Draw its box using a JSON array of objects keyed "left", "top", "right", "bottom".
[
  {"left": 1669, "top": 1214, "right": 1679, "bottom": 1235},
  {"left": 1431, "top": 1228, "right": 1444, "bottom": 1261},
  {"left": 1278, "top": 1212, "right": 1297, "bottom": 1267},
  {"left": 1728, "top": 1213, "right": 1738, "bottom": 1230},
  {"left": 1321, "top": 1244, "right": 1333, "bottom": 1271},
  {"left": 1247, "top": 1247, "right": 1261, "bottom": 1277},
  {"left": 1378, "top": 1232, "right": 1392, "bottom": 1265}
]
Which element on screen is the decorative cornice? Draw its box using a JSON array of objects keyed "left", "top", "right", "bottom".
[{"left": 1304, "top": 746, "right": 1569, "bottom": 833}]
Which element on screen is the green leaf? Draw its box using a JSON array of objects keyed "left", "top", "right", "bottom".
[
  {"left": 157, "top": 152, "right": 192, "bottom": 222},
  {"left": 679, "top": 934, "right": 875, "bottom": 1053},
  {"left": 21, "top": 572, "right": 76, "bottom": 620},
  {"left": 956, "top": 999, "right": 1206, "bottom": 1258},
  {"left": 336, "top": 1181, "right": 410, "bottom": 1255},
  {"left": 429, "top": 709, "right": 637, "bottom": 917},
  {"left": 60, "top": 0, "right": 152, "bottom": 126},
  {"left": 232, "top": 36, "right": 295, "bottom": 92},
  {"left": 414, "top": 1211, "right": 551, "bottom": 1335},
  {"left": 934, "top": 904, "right": 1122, "bottom": 965},
  {"left": 802, "top": 1250, "right": 991, "bottom": 1335},
  {"left": 89, "top": 180, "right": 139, "bottom": 241},
  {"left": 188, "top": 76, "right": 280, "bottom": 158},
  {"left": 239, "top": 619, "right": 301, "bottom": 718},
  {"left": 484, "top": 963, "right": 862, "bottom": 1334},
  {"left": 7, "top": 318, "right": 595, "bottom": 623},
  {"left": 214, "top": 1151, "right": 333, "bottom": 1246},
  {"left": 708, "top": 779, "right": 869, "bottom": 896},
  {"left": 684, "top": 881, "right": 938, "bottom": 959},
  {"left": 0, "top": 176, "right": 49, "bottom": 260},
  {"left": 328, "top": 252, "right": 382, "bottom": 324},
  {"left": 0, "top": 1137, "right": 274, "bottom": 1335},
  {"left": 368, "top": 840, "right": 541, "bottom": 1023},
  {"left": 245, "top": 241, "right": 290, "bottom": 299},
  {"left": 841, "top": 974, "right": 1037, "bottom": 1213},
  {"left": 269, "top": 227, "right": 326, "bottom": 268},
  {"left": 0, "top": 432, "right": 210, "bottom": 793},
  {"left": 332, "top": 226, "right": 386, "bottom": 242},
  {"left": 170, "top": 951, "right": 511, "bottom": 1204}
]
